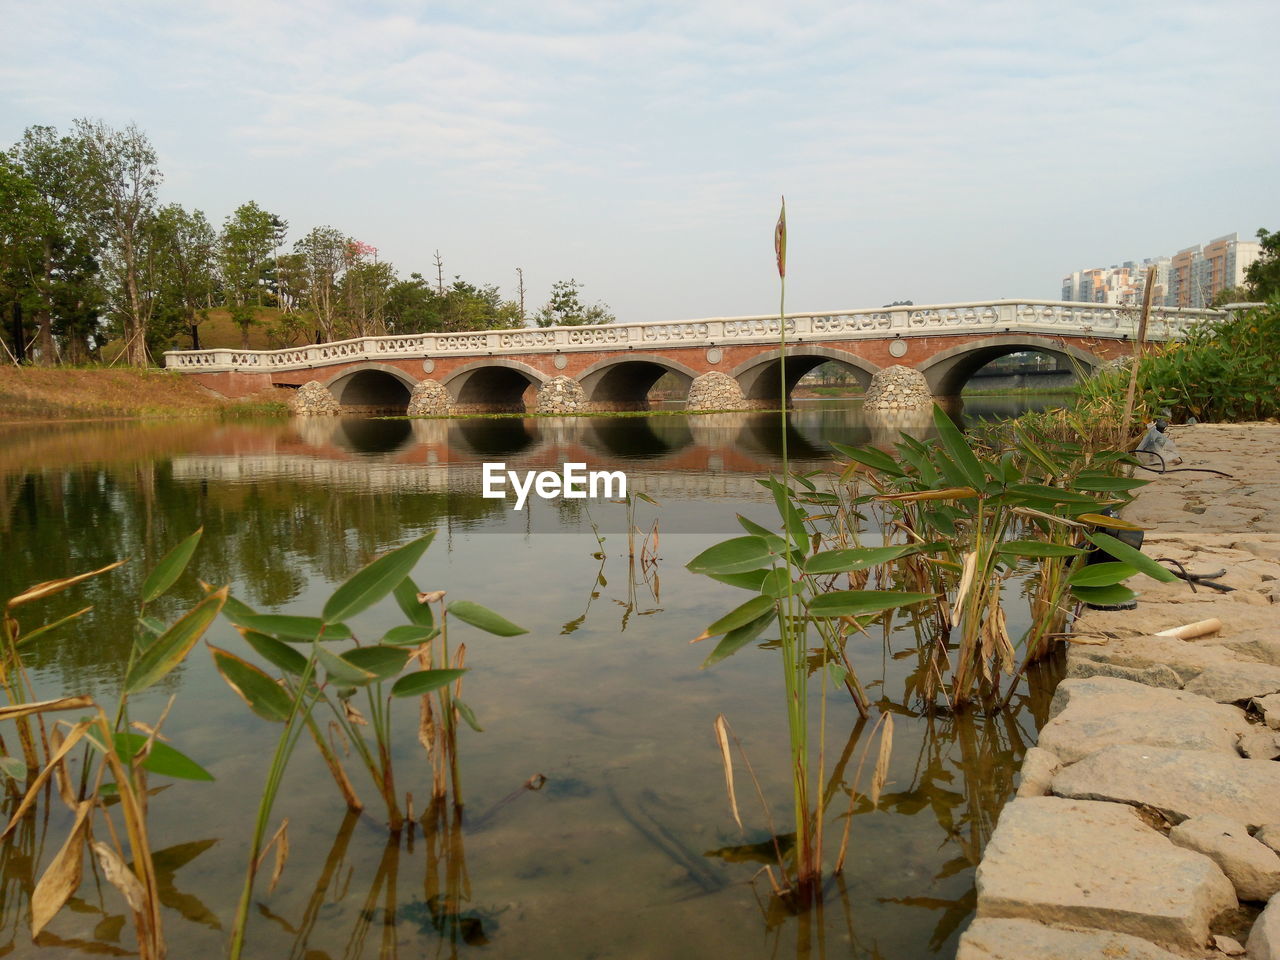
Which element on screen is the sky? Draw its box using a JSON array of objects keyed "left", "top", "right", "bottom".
[{"left": 2, "top": 0, "right": 1278, "bottom": 323}]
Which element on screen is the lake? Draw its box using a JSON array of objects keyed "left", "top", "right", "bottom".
[{"left": 0, "top": 396, "right": 1065, "bottom": 959}]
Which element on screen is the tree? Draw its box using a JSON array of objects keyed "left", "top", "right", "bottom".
[
  {"left": 152, "top": 204, "right": 217, "bottom": 350},
  {"left": 294, "top": 226, "right": 345, "bottom": 341},
  {"left": 1245, "top": 228, "right": 1280, "bottom": 301},
  {"left": 384, "top": 274, "right": 521, "bottom": 334},
  {"left": 8, "top": 125, "right": 103, "bottom": 365},
  {"left": 76, "top": 118, "right": 162, "bottom": 367},
  {"left": 534, "top": 278, "right": 614, "bottom": 327},
  {"left": 220, "top": 201, "right": 286, "bottom": 347}
]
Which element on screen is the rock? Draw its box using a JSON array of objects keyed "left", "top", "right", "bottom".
[
  {"left": 1248, "top": 894, "right": 1280, "bottom": 959},
  {"left": 1039, "top": 677, "right": 1254, "bottom": 763},
  {"left": 1015, "top": 747, "right": 1060, "bottom": 798},
  {"left": 863, "top": 365, "right": 931, "bottom": 411},
  {"left": 1183, "top": 664, "right": 1280, "bottom": 704},
  {"left": 1215, "top": 933, "right": 1247, "bottom": 955},
  {"left": 1221, "top": 639, "right": 1280, "bottom": 670},
  {"left": 406, "top": 378, "right": 451, "bottom": 416},
  {"left": 1169, "top": 814, "right": 1280, "bottom": 902},
  {"left": 685, "top": 372, "right": 748, "bottom": 411},
  {"left": 975, "top": 797, "right": 1235, "bottom": 952},
  {"left": 1255, "top": 694, "right": 1280, "bottom": 731},
  {"left": 1051, "top": 744, "right": 1280, "bottom": 829},
  {"left": 956, "top": 918, "right": 1186, "bottom": 959},
  {"left": 1068, "top": 636, "right": 1246, "bottom": 683},
  {"left": 1065, "top": 657, "right": 1183, "bottom": 688},
  {"left": 1257, "top": 826, "right": 1280, "bottom": 857},
  {"left": 289, "top": 380, "right": 340, "bottom": 416},
  {"left": 1239, "top": 726, "right": 1280, "bottom": 760},
  {"left": 534, "top": 376, "right": 587, "bottom": 415}
]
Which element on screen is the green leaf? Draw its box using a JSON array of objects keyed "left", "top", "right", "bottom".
[
  {"left": 316, "top": 646, "right": 377, "bottom": 685},
  {"left": 141, "top": 528, "right": 203, "bottom": 604},
  {"left": 761, "top": 478, "right": 807, "bottom": 546},
  {"left": 209, "top": 645, "right": 293, "bottom": 722},
  {"left": 1078, "top": 513, "right": 1146, "bottom": 532},
  {"left": 393, "top": 577, "right": 434, "bottom": 628},
  {"left": 695, "top": 595, "right": 774, "bottom": 642},
  {"left": 701, "top": 611, "right": 776, "bottom": 668},
  {"left": 804, "top": 545, "right": 921, "bottom": 574},
  {"left": 687, "top": 536, "right": 776, "bottom": 575},
  {"left": 241, "top": 630, "right": 308, "bottom": 676},
  {"left": 0, "top": 756, "right": 26, "bottom": 781},
  {"left": 1071, "top": 475, "right": 1148, "bottom": 493},
  {"left": 237, "top": 614, "right": 353, "bottom": 642},
  {"left": 1068, "top": 562, "right": 1138, "bottom": 587},
  {"left": 137, "top": 616, "right": 165, "bottom": 638},
  {"left": 931, "top": 406, "right": 986, "bottom": 488},
  {"left": 1007, "top": 483, "right": 1104, "bottom": 505},
  {"left": 448, "top": 601, "right": 527, "bottom": 637},
  {"left": 806, "top": 590, "right": 933, "bottom": 619},
  {"left": 1071, "top": 583, "right": 1138, "bottom": 606},
  {"left": 218, "top": 592, "right": 258, "bottom": 626},
  {"left": 1084, "top": 533, "right": 1179, "bottom": 583},
  {"left": 706, "top": 569, "right": 769, "bottom": 592},
  {"left": 16, "top": 605, "right": 93, "bottom": 647},
  {"left": 323, "top": 533, "right": 436, "bottom": 625},
  {"left": 390, "top": 668, "right": 467, "bottom": 698},
  {"left": 996, "top": 541, "right": 1086, "bottom": 558},
  {"left": 758, "top": 567, "right": 795, "bottom": 599},
  {"left": 831, "top": 442, "right": 905, "bottom": 477},
  {"left": 380, "top": 624, "right": 440, "bottom": 646},
  {"left": 113, "top": 733, "right": 214, "bottom": 781},
  {"left": 340, "top": 645, "right": 412, "bottom": 682},
  {"left": 454, "top": 698, "right": 484, "bottom": 732},
  {"left": 125, "top": 588, "right": 227, "bottom": 695},
  {"left": 736, "top": 515, "right": 776, "bottom": 538}
]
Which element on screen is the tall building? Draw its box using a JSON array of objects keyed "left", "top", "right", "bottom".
[{"left": 1064, "top": 232, "right": 1259, "bottom": 308}]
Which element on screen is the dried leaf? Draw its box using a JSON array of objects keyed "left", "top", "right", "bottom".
[
  {"left": 49, "top": 727, "right": 77, "bottom": 811},
  {"left": 6, "top": 561, "right": 126, "bottom": 610},
  {"left": 343, "top": 702, "right": 368, "bottom": 727},
  {"left": 2, "top": 720, "right": 93, "bottom": 841},
  {"left": 417, "top": 590, "right": 446, "bottom": 605},
  {"left": 713, "top": 714, "right": 742, "bottom": 832},
  {"left": 31, "top": 800, "right": 93, "bottom": 936},
  {"left": 129, "top": 721, "right": 169, "bottom": 743},
  {"left": 0, "top": 696, "right": 94, "bottom": 722},
  {"left": 953, "top": 551, "right": 977, "bottom": 625},
  {"left": 870, "top": 714, "right": 894, "bottom": 808},
  {"left": 91, "top": 842, "right": 148, "bottom": 915},
  {"left": 256, "top": 819, "right": 289, "bottom": 895}
]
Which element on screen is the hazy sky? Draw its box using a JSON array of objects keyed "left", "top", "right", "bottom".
[{"left": 3, "top": 0, "right": 1277, "bottom": 322}]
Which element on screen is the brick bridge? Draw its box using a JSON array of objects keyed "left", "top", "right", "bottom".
[{"left": 163, "top": 299, "right": 1219, "bottom": 414}]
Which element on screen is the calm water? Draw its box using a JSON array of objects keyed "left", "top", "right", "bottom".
[{"left": 0, "top": 397, "right": 1064, "bottom": 960}]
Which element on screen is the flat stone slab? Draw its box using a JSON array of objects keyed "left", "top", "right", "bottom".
[
  {"left": 1052, "top": 744, "right": 1280, "bottom": 829},
  {"left": 1039, "top": 676, "right": 1253, "bottom": 763},
  {"left": 975, "top": 797, "right": 1235, "bottom": 952},
  {"left": 1168, "top": 814, "right": 1280, "bottom": 902},
  {"left": 1249, "top": 893, "right": 1280, "bottom": 960},
  {"left": 1182, "top": 662, "right": 1280, "bottom": 703},
  {"left": 956, "top": 918, "right": 1186, "bottom": 959}
]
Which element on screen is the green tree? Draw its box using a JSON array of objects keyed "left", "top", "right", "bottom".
[
  {"left": 220, "top": 201, "right": 286, "bottom": 347},
  {"left": 534, "top": 278, "right": 614, "bottom": 327},
  {"left": 76, "top": 118, "right": 163, "bottom": 367},
  {"left": 151, "top": 204, "right": 217, "bottom": 350},
  {"left": 294, "top": 226, "right": 345, "bottom": 341},
  {"left": 1245, "top": 228, "right": 1280, "bottom": 301}
]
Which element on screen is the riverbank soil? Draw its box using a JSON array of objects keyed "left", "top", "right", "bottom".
[
  {"left": 958, "top": 423, "right": 1280, "bottom": 959},
  {"left": 0, "top": 366, "right": 286, "bottom": 421}
]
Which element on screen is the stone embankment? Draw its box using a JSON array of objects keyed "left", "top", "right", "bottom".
[
  {"left": 289, "top": 380, "right": 340, "bottom": 416},
  {"left": 958, "top": 423, "right": 1280, "bottom": 960},
  {"left": 862, "top": 364, "right": 932, "bottom": 410}
]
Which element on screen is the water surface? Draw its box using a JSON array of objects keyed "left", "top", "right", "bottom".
[{"left": 0, "top": 397, "right": 1064, "bottom": 959}]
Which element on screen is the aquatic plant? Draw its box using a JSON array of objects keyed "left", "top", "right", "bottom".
[{"left": 0, "top": 529, "right": 223, "bottom": 959}]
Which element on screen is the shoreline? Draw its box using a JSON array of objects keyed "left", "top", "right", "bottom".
[{"left": 958, "top": 422, "right": 1280, "bottom": 958}]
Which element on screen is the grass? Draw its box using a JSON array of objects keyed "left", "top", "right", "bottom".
[{"left": 0, "top": 366, "right": 289, "bottom": 423}]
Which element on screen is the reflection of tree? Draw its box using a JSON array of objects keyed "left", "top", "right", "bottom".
[{"left": 0, "top": 462, "right": 503, "bottom": 695}]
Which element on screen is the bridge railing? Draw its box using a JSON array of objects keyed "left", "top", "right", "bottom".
[{"left": 162, "top": 299, "right": 1224, "bottom": 373}]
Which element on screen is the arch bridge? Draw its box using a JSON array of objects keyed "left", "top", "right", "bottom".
[{"left": 163, "top": 299, "right": 1221, "bottom": 414}]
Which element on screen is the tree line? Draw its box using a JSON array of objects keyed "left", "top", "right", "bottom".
[{"left": 0, "top": 119, "right": 615, "bottom": 366}]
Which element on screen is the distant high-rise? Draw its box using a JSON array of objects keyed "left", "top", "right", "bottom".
[{"left": 1063, "top": 232, "right": 1259, "bottom": 308}]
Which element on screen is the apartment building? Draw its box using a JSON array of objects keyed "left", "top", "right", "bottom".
[{"left": 1064, "top": 232, "right": 1259, "bottom": 308}]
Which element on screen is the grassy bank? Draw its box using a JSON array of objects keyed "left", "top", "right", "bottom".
[{"left": 0, "top": 366, "right": 288, "bottom": 422}]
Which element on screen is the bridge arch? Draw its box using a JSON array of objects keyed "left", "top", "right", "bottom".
[
  {"left": 731, "top": 347, "right": 881, "bottom": 403},
  {"left": 324, "top": 363, "right": 416, "bottom": 413},
  {"left": 577, "top": 353, "right": 701, "bottom": 410},
  {"left": 442, "top": 359, "right": 549, "bottom": 413},
  {"left": 919, "top": 335, "right": 1102, "bottom": 396}
]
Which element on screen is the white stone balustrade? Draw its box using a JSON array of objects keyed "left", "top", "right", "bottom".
[{"left": 162, "top": 300, "right": 1223, "bottom": 374}]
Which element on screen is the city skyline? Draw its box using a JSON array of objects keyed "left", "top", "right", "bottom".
[{"left": 3, "top": 0, "right": 1277, "bottom": 323}]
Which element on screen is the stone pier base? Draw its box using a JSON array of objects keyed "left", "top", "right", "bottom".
[
  {"left": 406, "top": 379, "right": 452, "bottom": 416},
  {"left": 863, "top": 365, "right": 932, "bottom": 411},
  {"left": 686, "top": 372, "right": 749, "bottom": 411},
  {"left": 290, "top": 380, "right": 340, "bottom": 416},
  {"left": 535, "top": 376, "right": 587, "bottom": 415}
]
